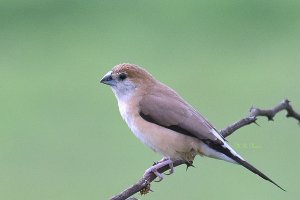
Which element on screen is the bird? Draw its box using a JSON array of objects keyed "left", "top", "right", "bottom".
[{"left": 100, "top": 63, "right": 284, "bottom": 191}]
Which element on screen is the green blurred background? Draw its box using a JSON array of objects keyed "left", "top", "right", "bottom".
[{"left": 1, "top": 0, "right": 300, "bottom": 199}]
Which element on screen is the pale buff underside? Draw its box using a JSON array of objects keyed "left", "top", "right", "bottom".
[{"left": 117, "top": 93, "right": 235, "bottom": 163}]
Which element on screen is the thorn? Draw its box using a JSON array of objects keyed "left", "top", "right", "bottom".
[
  {"left": 254, "top": 121, "right": 261, "bottom": 127},
  {"left": 152, "top": 161, "right": 158, "bottom": 166},
  {"left": 185, "top": 161, "right": 195, "bottom": 171}
]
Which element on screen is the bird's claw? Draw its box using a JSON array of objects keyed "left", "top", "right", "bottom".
[
  {"left": 164, "top": 171, "right": 172, "bottom": 175},
  {"left": 153, "top": 170, "right": 164, "bottom": 182},
  {"left": 164, "top": 162, "right": 174, "bottom": 175},
  {"left": 145, "top": 158, "right": 174, "bottom": 181}
]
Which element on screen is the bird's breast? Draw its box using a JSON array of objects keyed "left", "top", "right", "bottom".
[
  {"left": 118, "top": 100, "right": 134, "bottom": 126},
  {"left": 116, "top": 98, "right": 201, "bottom": 161},
  {"left": 117, "top": 99, "right": 152, "bottom": 148}
]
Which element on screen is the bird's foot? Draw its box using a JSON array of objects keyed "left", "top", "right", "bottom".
[
  {"left": 152, "top": 157, "right": 167, "bottom": 166},
  {"left": 145, "top": 158, "right": 173, "bottom": 182},
  {"left": 164, "top": 161, "right": 174, "bottom": 175}
]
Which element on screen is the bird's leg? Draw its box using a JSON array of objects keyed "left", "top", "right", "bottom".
[
  {"left": 145, "top": 158, "right": 173, "bottom": 182},
  {"left": 164, "top": 160, "right": 174, "bottom": 175},
  {"left": 155, "top": 157, "right": 174, "bottom": 175}
]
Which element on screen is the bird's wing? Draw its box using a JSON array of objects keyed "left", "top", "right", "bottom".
[
  {"left": 139, "top": 85, "right": 285, "bottom": 190},
  {"left": 139, "top": 86, "right": 223, "bottom": 144}
]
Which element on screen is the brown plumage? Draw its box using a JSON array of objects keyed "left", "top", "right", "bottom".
[
  {"left": 112, "top": 63, "right": 156, "bottom": 85},
  {"left": 100, "top": 63, "right": 284, "bottom": 191}
]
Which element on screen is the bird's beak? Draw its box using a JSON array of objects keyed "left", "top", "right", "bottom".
[{"left": 100, "top": 71, "right": 116, "bottom": 86}]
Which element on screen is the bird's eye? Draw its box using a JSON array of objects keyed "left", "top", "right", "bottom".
[{"left": 119, "top": 73, "right": 127, "bottom": 80}]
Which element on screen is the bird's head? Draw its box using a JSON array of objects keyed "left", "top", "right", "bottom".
[{"left": 100, "top": 63, "right": 155, "bottom": 100}]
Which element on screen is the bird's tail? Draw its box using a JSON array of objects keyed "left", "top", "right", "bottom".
[
  {"left": 234, "top": 156, "right": 285, "bottom": 191},
  {"left": 202, "top": 140, "right": 285, "bottom": 191}
]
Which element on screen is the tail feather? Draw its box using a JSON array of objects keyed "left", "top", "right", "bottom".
[
  {"left": 235, "top": 157, "right": 285, "bottom": 191},
  {"left": 203, "top": 140, "right": 285, "bottom": 191}
]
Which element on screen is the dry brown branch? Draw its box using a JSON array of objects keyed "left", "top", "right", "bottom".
[
  {"left": 110, "top": 99, "right": 300, "bottom": 200},
  {"left": 220, "top": 99, "right": 300, "bottom": 137}
]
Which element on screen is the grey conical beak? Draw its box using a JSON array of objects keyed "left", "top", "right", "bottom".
[{"left": 100, "top": 71, "right": 116, "bottom": 86}]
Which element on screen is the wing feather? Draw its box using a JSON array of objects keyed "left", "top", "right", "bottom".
[{"left": 139, "top": 85, "right": 223, "bottom": 143}]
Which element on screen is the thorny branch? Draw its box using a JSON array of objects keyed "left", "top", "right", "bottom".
[
  {"left": 220, "top": 99, "right": 300, "bottom": 137},
  {"left": 110, "top": 99, "right": 300, "bottom": 200}
]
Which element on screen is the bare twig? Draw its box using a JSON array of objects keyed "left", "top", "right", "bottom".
[
  {"left": 110, "top": 160, "right": 187, "bottom": 200},
  {"left": 220, "top": 99, "right": 300, "bottom": 138},
  {"left": 110, "top": 99, "right": 300, "bottom": 200}
]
